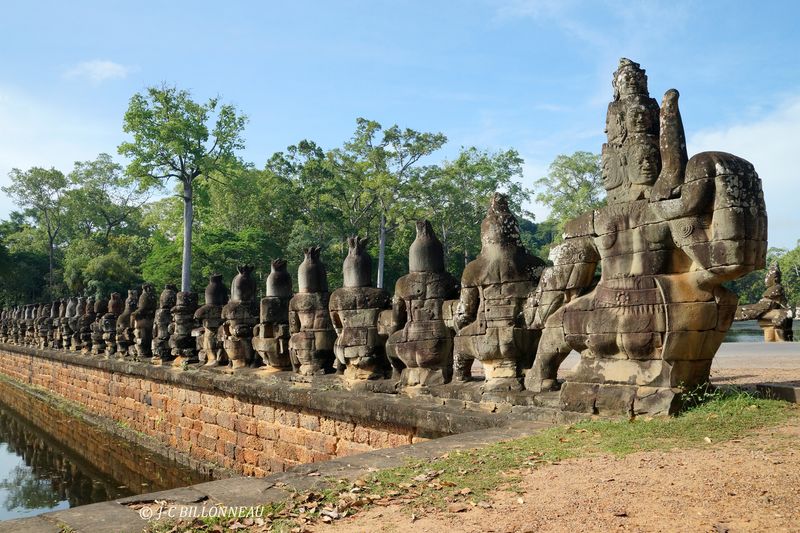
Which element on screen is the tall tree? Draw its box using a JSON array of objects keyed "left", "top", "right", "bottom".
[
  {"left": 118, "top": 85, "right": 247, "bottom": 291},
  {"left": 339, "top": 118, "right": 447, "bottom": 288},
  {"left": 2, "top": 167, "right": 69, "bottom": 294},
  {"left": 534, "top": 151, "right": 604, "bottom": 235}
]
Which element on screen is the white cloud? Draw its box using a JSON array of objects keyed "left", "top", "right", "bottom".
[
  {"left": 63, "top": 60, "right": 133, "bottom": 84},
  {"left": 689, "top": 95, "right": 800, "bottom": 249}
]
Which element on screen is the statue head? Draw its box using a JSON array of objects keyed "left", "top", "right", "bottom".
[
  {"left": 613, "top": 58, "right": 649, "bottom": 100},
  {"left": 159, "top": 284, "right": 178, "bottom": 309},
  {"left": 124, "top": 289, "right": 139, "bottom": 312},
  {"left": 409, "top": 220, "right": 445, "bottom": 273},
  {"left": 266, "top": 259, "right": 292, "bottom": 298},
  {"left": 137, "top": 284, "right": 157, "bottom": 312},
  {"left": 175, "top": 291, "right": 198, "bottom": 310},
  {"left": 231, "top": 265, "right": 257, "bottom": 303},
  {"left": 480, "top": 193, "right": 523, "bottom": 249},
  {"left": 298, "top": 246, "right": 329, "bottom": 293},
  {"left": 204, "top": 274, "right": 229, "bottom": 306},
  {"left": 765, "top": 263, "right": 782, "bottom": 286},
  {"left": 108, "top": 293, "right": 124, "bottom": 315},
  {"left": 343, "top": 237, "right": 372, "bottom": 288},
  {"left": 93, "top": 296, "right": 107, "bottom": 315},
  {"left": 626, "top": 141, "right": 660, "bottom": 185}
]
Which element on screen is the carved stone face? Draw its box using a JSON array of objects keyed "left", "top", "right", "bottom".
[
  {"left": 614, "top": 61, "right": 648, "bottom": 98},
  {"left": 626, "top": 104, "right": 656, "bottom": 134},
  {"left": 601, "top": 144, "right": 623, "bottom": 191},
  {"left": 627, "top": 142, "right": 660, "bottom": 185}
]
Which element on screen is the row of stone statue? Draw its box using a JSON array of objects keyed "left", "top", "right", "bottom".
[
  {"left": 0, "top": 59, "right": 771, "bottom": 414},
  {"left": 0, "top": 196, "right": 540, "bottom": 390}
]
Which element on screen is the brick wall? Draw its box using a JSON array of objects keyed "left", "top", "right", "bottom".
[{"left": 0, "top": 346, "right": 419, "bottom": 477}]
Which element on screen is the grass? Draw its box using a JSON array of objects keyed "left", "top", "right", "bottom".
[{"left": 139, "top": 389, "right": 797, "bottom": 532}]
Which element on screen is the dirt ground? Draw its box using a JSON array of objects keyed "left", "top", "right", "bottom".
[{"left": 312, "top": 366, "right": 800, "bottom": 533}]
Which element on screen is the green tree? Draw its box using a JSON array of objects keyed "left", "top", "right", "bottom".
[
  {"left": 2, "top": 167, "right": 69, "bottom": 294},
  {"left": 534, "top": 151, "right": 604, "bottom": 235},
  {"left": 337, "top": 118, "right": 447, "bottom": 288},
  {"left": 118, "top": 85, "right": 247, "bottom": 292}
]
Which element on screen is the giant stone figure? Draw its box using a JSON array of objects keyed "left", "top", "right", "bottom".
[
  {"left": 288, "top": 247, "right": 336, "bottom": 376},
  {"left": 152, "top": 285, "right": 177, "bottom": 363},
  {"left": 453, "top": 193, "right": 546, "bottom": 391},
  {"left": 386, "top": 220, "right": 460, "bottom": 386},
  {"left": 329, "top": 237, "right": 392, "bottom": 381},
  {"left": 525, "top": 59, "right": 767, "bottom": 415},
  {"left": 131, "top": 284, "right": 157, "bottom": 359}
]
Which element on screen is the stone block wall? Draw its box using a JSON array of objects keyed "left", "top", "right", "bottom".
[{"left": 0, "top": 345, "right": 445, "bottom": 477}]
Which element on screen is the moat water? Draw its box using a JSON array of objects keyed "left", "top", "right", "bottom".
[
  {"left": 724, "top": 320, "right": 799, "bottom": 342},
  {"left": 0, "top": 378, "right": 211, "bottom": 521}
]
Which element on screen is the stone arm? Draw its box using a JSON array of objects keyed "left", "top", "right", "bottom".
[
  {"left": 523, "top": 214, "right": 600, "bottom": 329},
  {"left": 330, "top": 309, "right": 344, "bottom": 336},
  {"left": 455, "top": 286, "right": 479, "bottom": 330},
  {"left": 288, "top": 309, "right": 301, "bottom": 335},
  {"left": 390, "top": 295, "right": 407, "bottom": 333}
]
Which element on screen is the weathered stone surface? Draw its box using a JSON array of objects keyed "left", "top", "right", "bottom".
[
  {"left": 221, "top": 265, "right": 258, "bottom": 370},
  {"left": 386, "top": 220, "right": 460, "bottom": 387},
  {"left": 289, "top": 247, "right": 336, "bottom": 376},
  {"left": 131, "top": 284, "right": 157, "bottom": 359},
  {"left": 526, "top": 58, "right": 767, "bottom": 415},
  {"left": 151, "top": 285, "right": 177, "bottom": 363},
  {"left": 735, "top": 263, "right": 793, "bottom": 341},
  {"left": 170, "top": 291, "right": 198, "bottom": 365},
  {"left": 330, "top": 237, "right": 391, "bottom": 381},
  {"left": 454, "top": 194, "right": 546, "bottom": 391},
  {"left": 253, "top": 259, "right": 293, "bottom": 370},
  {"left": 116, "top": 289, "right": 138, "bottom": 357},
  {"left": 194, "top": 274, "right": 229, "bottom": 367}
]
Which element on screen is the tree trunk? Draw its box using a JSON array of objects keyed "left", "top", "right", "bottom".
[
  {"left": 181, "top": 180, "right": 194, "bottom": 292},
  {"left": 464, "top": 237, "right": 469, "bottom": 268},
  {"left": 377, "top": 212, "right": 386, "bottom": 289},
  {"left": 48, "top": 236, "right": 54, "bottom": 296}
]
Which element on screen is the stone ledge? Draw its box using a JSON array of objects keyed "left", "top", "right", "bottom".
[
  {"left": 0, "top": 343, "right": 580, "bottom": 435},
  {"left": 756, "top": 383, "right": 800, "bottom": 403},
  {"left": 4, "top": 420, "right": 551, "bottom": 533}
]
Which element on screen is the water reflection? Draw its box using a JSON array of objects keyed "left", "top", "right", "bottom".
[{"left": 0, "top": 379, "right": 210, "bottom": 521}]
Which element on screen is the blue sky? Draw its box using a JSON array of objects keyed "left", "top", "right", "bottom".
[{"left": 1, "top": 0, "right": 799, "bottom": 247}]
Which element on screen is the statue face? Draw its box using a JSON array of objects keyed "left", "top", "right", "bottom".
[
  {"left": 627, "top": 142, "right": 659, "bottom": 185},
  {"left": 601, "top": 144, "right": 623, "bottom": 191},
  {"left": 626, "top": 105, "right": 656, "bottom": 134},
  {"left": 615, "top": 67, "right": 647, "bottom": 97}
]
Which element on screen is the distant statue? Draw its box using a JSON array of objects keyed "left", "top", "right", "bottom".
[
  {"left": 735, "top": 263, "right": 794, "bottom": 341},
  {"left": 386, "top": 221, "right": 460, "bottom": 386},
  {"left": 152, "top": 285, "right": 177, "bottom": 363},
  {"left": 329, "top": 237, "right": 392, "bottom": 381},
  {"left": 221, "top": 265, "right": 259, "bottom": 370},
  {"left": 169, "top": 291, "right": 198, "bottom": 365},
  {"left": 116, "top": 289, "right": 138, "bottom": 357},
  {"left": 131, "top": 284, "right": 157, "bottom": 359},
  {"left": 253, "top": 259, "right": 294, "bottom": 370},
  {"left": 526, "top": 59, "right": 767, "bottom": 415},
  {"left": 194, "top": 274, "right": 229, "bottom": 366},
  {"left": 288, "top": 247, "right": 336, "bottom": 375}
]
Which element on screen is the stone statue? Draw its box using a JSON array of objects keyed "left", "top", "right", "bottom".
[
  {"left": 77, "top": 296, "right": 95, "bottom": 353},
  {"left": 152, "top": 284, "right": 177, "bottom": 363},
  {"left": 194, "top": 274, "right": 229, "bottom": 366},
  {"left": 288, "top": 247, "right": 336, "bottom": 376},
  {"left": 131, "top": 284, "right": 157, "bottom": 359},
  {"left": 35, "top": 303, "right": 53, "bottom": 348},
  {"left": 49, "top": 300, "right": 64, "bottom": 349},
  {"left": 89, "top": 296, "right": 109, "bottom": 355},
  {"left": 221, "top": 265, "right": 258, "bottom": 370},
  {"left": 329, "top": 236, "right": 392, "bottom": 381},
  {"left": 169, "top": 291, "right": 198, "bottom": 365},
  {"left": 59, "top": 298, "right": 77, "bottom": 350},
  {"left": 101, "top": 293, "right": 124, "bottom": 357},
  {"left": 735, "top": 263, "right": 793, "bottom": 341},
  {"left": 452, "top": 194, "right": 546, "bottom": 391},
  {"left": 526, "top": 59, "right": 767, "bottom": 415},
  {"left": 253, "top": 259, "right": 293, "bottom": 370},
  {"left": 0, "top": 308, "right": 8, "bottom": 343},
  {"left": 386, "top": 221, "right": 460, "bottom": 386},
  {"left": 116, "top": 289, "right": 138, "bottom": 357}
]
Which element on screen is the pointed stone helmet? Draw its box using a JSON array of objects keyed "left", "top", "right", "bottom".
[
  {"left": 231, "top": 265, "right": 257, "bottom": 303},
  {"left": 204, "top": 274, "right": 229, "bottom": 306},
  {"left": 298, "top": 246, "right": 329, "bottom": 293},
  {"left": 480, "top": 193, "right": 522, "bottom": 248},
  {"left": 409, "top": 220, "right": 445, "bottom": 273},
  {"left": 266, "top": 259, "right": 292, "bottom": 298},
  {"left": 343, "top": 236, "right": 372, "bottom": 288}
]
